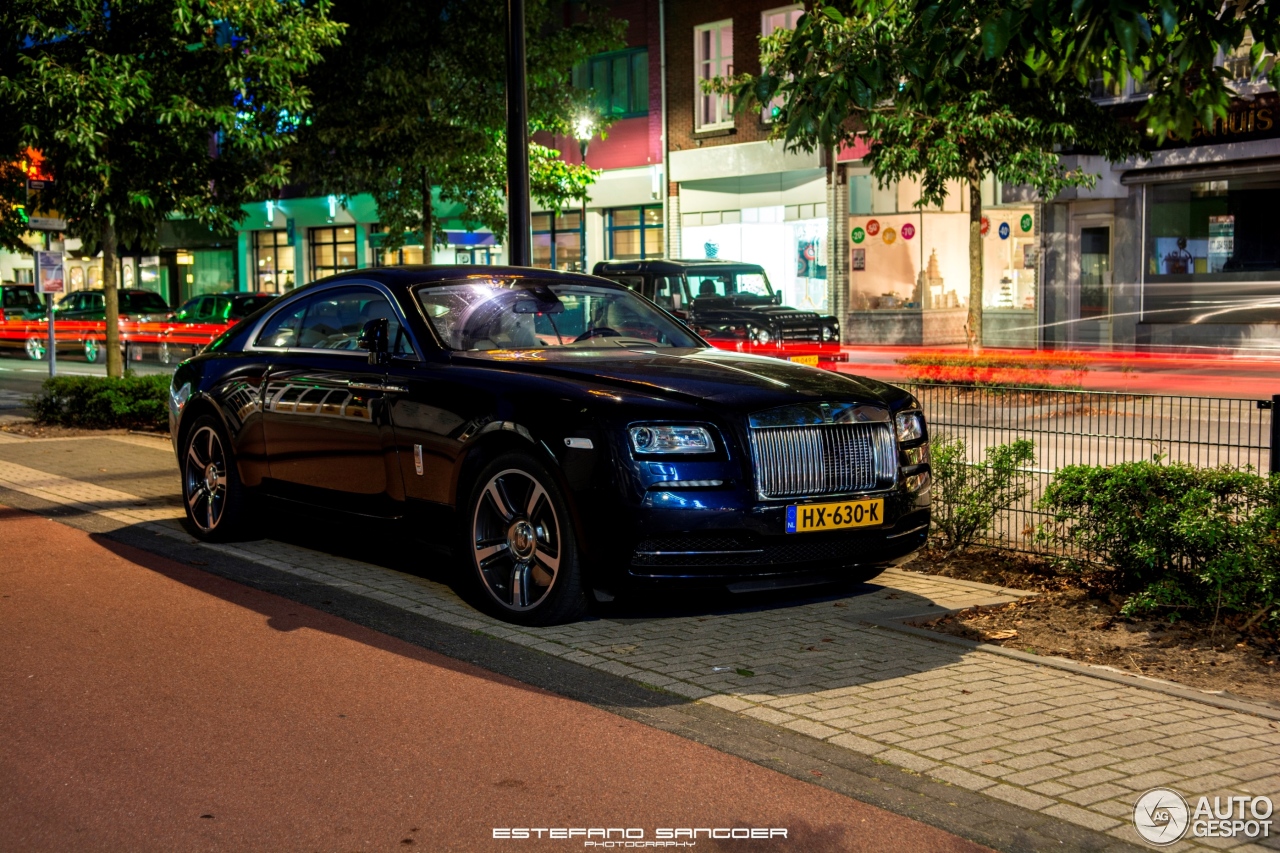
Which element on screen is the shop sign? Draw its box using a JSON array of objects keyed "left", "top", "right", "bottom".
[
  {"left": 980, "top": 216, "right": 990, "bottom": 236},
  {"left": 36, "top": 251, "right": 65, "bottom": 294},
  {"left": 176, "top": 252, "right": 195, "bottom": 265},
  {"left": 901, "top": 223, "right": 915, "bottom": 240},
  {"left": 998, "top": 222, "right": 1011, "bottom": 240},
  {"left": 1020, "top": 214, "right": 1033, "bottom": 232},
  {"left": 28, "top": 216, "right": 66, "bottom": 231},
  {"left": 865, "top": 219, "right": 881, "bottom": 237},
  {"left": 852, "top": 248, "right": 866, "bottom": 270},
  {"left": 882, "top": 227, "right": 897, "bottom": 244},
  {"left": 851, "top": 227, "right": 866, "bottom": 244}
]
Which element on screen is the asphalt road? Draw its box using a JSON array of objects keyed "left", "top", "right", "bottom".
[
  {"left": 0, "top": 352, "right": 173, "bottom": 419},
  {"left": 0, "top": 505, "right": 990, "bottom": 853}
]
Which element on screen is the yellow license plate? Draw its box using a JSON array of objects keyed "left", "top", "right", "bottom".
[
  {"left": 789, "top": 354, "right": 819, "bottom": 366},
  {"left": 786, "top": 499, "right": 884, "bottom": 534}
]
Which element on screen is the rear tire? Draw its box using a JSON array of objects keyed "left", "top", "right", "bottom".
[
  {"left": 25, "top": 336, "right": 45, "bottom": 360},
  {"left": 461, "top": 452, "right": 587, "bottom": 626},
  {"left": 83, "top": 337, "right": 100, "bottom": 363},
  {"left": 181, "top": 414, "right": 252, "bottom": 542}
]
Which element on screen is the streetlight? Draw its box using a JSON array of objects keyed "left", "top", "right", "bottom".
[{"left": 574, "top": 114, "right": 594, "bottom": 272}]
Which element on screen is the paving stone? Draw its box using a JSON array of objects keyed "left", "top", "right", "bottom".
[
  {"left": 981, "top": 783, "right": 1057, "bottom": 811},
  {"left": 1041, "top": 803, "right": 1123, "bottom": 832}
]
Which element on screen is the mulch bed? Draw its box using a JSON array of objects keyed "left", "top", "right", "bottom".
[
  {"left": 0, "top": 422, "right": 167, "bottom": 439},
  {"left": 906, "top": 547, "right": 1280, "bottom": 707}
]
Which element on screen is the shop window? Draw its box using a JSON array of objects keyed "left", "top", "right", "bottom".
[
  {"left": 254, "top": 230, "right": 295, "bottom": 293},
  {"left": 606, "top": 206, "right": 663, "bottom": 260},
  {"left": 573, "top": 48, "right": 649, "bottom": 118},
  {"left": 1143, "top": 175, "right": 1280, "bottom": 323},
  {"left": 532, "top": 211, "right": 583, "bottom": 271},
  {"left": 309, "top": 226, "right": 357, "bottom": 281},
  {"left": 760, "top": 5, "right": 802, "bottom": 123},
  {"left": 694, "top": 20, "right": 734, "bottom": 131}
]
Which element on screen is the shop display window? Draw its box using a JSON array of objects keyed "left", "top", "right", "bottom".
[
  {"left": 1143, "top": 175, "right": 1280, "bottom": 323},
  {"left": 309, "top": 226, "right": 357, "bottom": 281},
  {"left": 254, "top": 230, "right": 295, "bottom": 293}
]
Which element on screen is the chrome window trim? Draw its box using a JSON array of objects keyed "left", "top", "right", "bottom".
[{"left": 244, "top": 279, "right": 423, "bottom": 360}]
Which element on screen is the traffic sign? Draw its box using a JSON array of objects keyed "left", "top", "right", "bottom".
[{"left": 28, "top": 216, "right": 66, "bottom": 231}]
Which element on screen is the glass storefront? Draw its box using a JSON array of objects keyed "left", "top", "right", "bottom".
[
  {"left": 254, "top": 230, "right": 296, "bottom": 293},
  {"left": 1143, "top": 175, "right": 1280, "bottom": 323},
  {"left": 533, "top": 211, "right": 583, "bottom": 271},
  {"left": 309, "top": 226, "right": 357, "bottom": 279}
]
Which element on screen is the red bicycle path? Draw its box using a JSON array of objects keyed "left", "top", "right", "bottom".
[{"left": 0, "top": 506, "right": 989, "bottom": 853}]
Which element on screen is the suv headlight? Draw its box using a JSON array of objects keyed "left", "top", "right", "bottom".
[
  {"left": 630, "top": 424, "right": 715, "bottom": 455},
  {"left": 895, "top": 410, "right": 926, "bottom": 444},
  {"left": 749, "top": 327, "right": 772, "bottom": 345}
]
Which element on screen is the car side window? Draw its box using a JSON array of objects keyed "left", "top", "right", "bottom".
[
  {"left": 255, "top": 298, "right": 310, "bottom": 348},
  {"left": 652, "top": 276, "right": 683, "bottom": 310},
  {"left": 260, "top": 287, "right": 412, "bottom": 354}
]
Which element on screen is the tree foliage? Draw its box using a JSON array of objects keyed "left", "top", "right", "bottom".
[
  {"left": 295, "top": 0, "right": 624, "bottom": 251},
  {"left": 1, "top": 0, "right": 342, "bottom": 375}
]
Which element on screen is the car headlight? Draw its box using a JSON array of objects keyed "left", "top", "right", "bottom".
[
  {"left": 169, "top": 381, "right": 191, "bottom": 416},
  {"left": 821, "top": 324, "right": 836, "bottom": 342},
  {"left": 749, "top": 327, "right": 772, "bottom": 345},
  {"left": 629, "top": 424, "right": 716, "bottom": 455},
  {"left": 895, "top": 410, "right": 926, "bottom": 444}
]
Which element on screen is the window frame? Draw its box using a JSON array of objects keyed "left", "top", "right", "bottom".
[
  {"left": 694, "top": 19, "right": 734, "bottom": 132},
  {"left": 573, "top": 47, "right": 650, "bottom": 119},
  {"left": 253, "top": 229, "right": 295, "bottom": 293},
  {"left": 760, "top": 5, "right": 803, "bottom": 124},
  {"left": 532, "top": 211, "right": 586, "bottom": 272},
  {"left": 605, "top": 205, "right": 664, "bottom": 260},
  {"left": 308, "top": 226, "right": 358, "bottom": 282}
]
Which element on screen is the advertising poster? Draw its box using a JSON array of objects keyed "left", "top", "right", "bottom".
[
  {"left": 36, "top": 250, "right": 65, "bottom": 294},
  {"left": 852, "top": 248, "right": 866, "bottom": 271}
]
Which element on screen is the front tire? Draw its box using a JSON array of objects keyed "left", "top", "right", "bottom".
[
  {"left": 181, "top": 415, "right": 251, "bottom": 541},
  {"left": 25, "top": 336, "right": 45, "bottom": 360},
  {"left": 462, "top": 452, "right": 587, "bottom": 626},
  {"left": 83, "top": 337, "right": 100, "bottom": 363}
]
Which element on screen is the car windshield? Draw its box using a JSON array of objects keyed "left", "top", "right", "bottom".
[
  {"left": 120, "top": 292, "right": 169, "bottom": 313},
  {"left": 686, "top": 270, "right": 774, "bottom": 301},
  {"left": 3, "top": 288, "right": 41, "bottom": 310},
  {"left": 416, "top": 278, "right": 701, "bottom": 351}
]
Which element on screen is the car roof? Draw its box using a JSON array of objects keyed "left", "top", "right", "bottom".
[
  {"left": 592, "top": 259, "right": 766, "bottom": 275},
  {"left": 292, "top": 265, "right": 628, "bottom": 293}
]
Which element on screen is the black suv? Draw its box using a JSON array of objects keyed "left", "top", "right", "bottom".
[
  {"left": 592, "top": 259, "right": 840, "bottom": 347},
  {"left": 1, "top": 284, "right": 45, "bottom": 320}
]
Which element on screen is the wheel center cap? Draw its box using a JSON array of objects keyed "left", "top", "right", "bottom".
[
  {"left": 508, "top": 520, "right": 537, "bottom": 561},
  {"left": 203, "top": 463, "right": 219, "bottom": 493}
]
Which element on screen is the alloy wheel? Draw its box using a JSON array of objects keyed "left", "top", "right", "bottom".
[
  {"left": 184, "top": 425, "right": 228, "bottom": 533},
  {"left": 471, "top": 468, "right": 563, "bottom": 611},
  {"left": 159, "top": 342, "right": 172, "bottom": 365},
  {"left": 83, "top": 338, "right": 99, "bottom": 363},
  {"left": 25, "top": 336, "right": 45, "bottom": 360}
]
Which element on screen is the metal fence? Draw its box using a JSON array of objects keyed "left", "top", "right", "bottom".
[{"left": 900, "top": 383, "right": 1277, "bottom": 554}]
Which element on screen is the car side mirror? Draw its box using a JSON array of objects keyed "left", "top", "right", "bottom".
[
  {"left": 772, "top": 292, "right": 783, "bottom": 305},
  {"left": 358, "top": 317, "right": 390, "bottom": 365},
  {"left": 671, "top": 290, "right": 683, "bottom": 309}
]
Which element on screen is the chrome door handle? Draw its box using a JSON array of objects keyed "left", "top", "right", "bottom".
[{"left": 346, "top": 380, "right": 384, "bottom": 391}]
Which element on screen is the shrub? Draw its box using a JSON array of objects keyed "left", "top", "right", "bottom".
[
  {"left": 29, "top": 374, "right": 171, "bottom": 431},
  {"left": 1039, "top": 462, "right": 1279, "bottom": 625},
  {"left": 899, "top": 350, "right": 1090, "bottom": 388},
  {"left": 930, "top": 435, "right": 1036, "bottom": 552}
]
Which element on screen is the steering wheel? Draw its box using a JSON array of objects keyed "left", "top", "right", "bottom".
[{"left": 572, "top": 327, "right": 622, "bottom": 343}]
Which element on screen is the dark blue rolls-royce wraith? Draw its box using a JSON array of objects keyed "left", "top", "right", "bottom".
[{"left": 169, "top": 266, "right": 930, "bottom": 625}]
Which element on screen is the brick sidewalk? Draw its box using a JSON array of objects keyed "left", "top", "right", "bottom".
[{"left": 0, "top": 434, "right": 1277, "bottom": 852}]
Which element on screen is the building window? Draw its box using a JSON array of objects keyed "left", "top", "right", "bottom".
[
  {"left": 607, "top": 206, "right": 664, "bottom": 260},
  {"left": 694, "top": 20, "right": 734, "bottom": 131},
  {"left": 760, "top": 5, "right": 802, "bottom": 123},
  {"left": 532, "top": 211, "right": 583, "bottom": 271},
  {"left": 309, "top": 226, "right": 357, "bottom": 281},
  {"left": 254, "top": 230, "right": 295, "bottom": 293},
  {"left": 573, "top": 48, "right": 649, "bottom": 118}
]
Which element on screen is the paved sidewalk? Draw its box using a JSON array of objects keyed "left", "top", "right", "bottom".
[{"left": 0, "top": 432, "right": 1277, "bottom": 851}]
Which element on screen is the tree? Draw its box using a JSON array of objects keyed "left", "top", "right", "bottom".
[
  {"left": 295, "top": 0, "right": 624, "bottom": 255},
  {"left": 715, "top": 3, "right": 1140, "bottom": 351},
  {"left": 1, "top": 0, "right": 343, "bottom": 377}
]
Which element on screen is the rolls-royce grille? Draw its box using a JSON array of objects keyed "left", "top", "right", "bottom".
[{"left": 749, "top": 422, "right": 894, "bottom": 498}]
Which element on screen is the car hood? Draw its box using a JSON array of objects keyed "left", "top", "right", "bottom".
[
  {"left": 454, "top": 347, "right": 902, "bottom": 410},
  {"left": 693, "top": 301, "right": 835, "bottom": 324}
]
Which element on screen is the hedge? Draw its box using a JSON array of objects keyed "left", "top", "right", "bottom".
[
  {"left": 29, "top": 374, "right": 171, "bottom": 431},
  {"left": 898, "top": 350, "right": 1090, "bottom": 388}
]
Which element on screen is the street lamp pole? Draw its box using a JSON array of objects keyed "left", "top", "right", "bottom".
[
  {"left": 505, "top": 0, "right": 531, "bottom": 266},
  {"left": 575, "top": 115, "right": 594, "bottom": 273}
]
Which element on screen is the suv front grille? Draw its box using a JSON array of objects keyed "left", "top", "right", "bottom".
[{"left": 749, "top": 422, "right": 895, "bottom": 498}]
